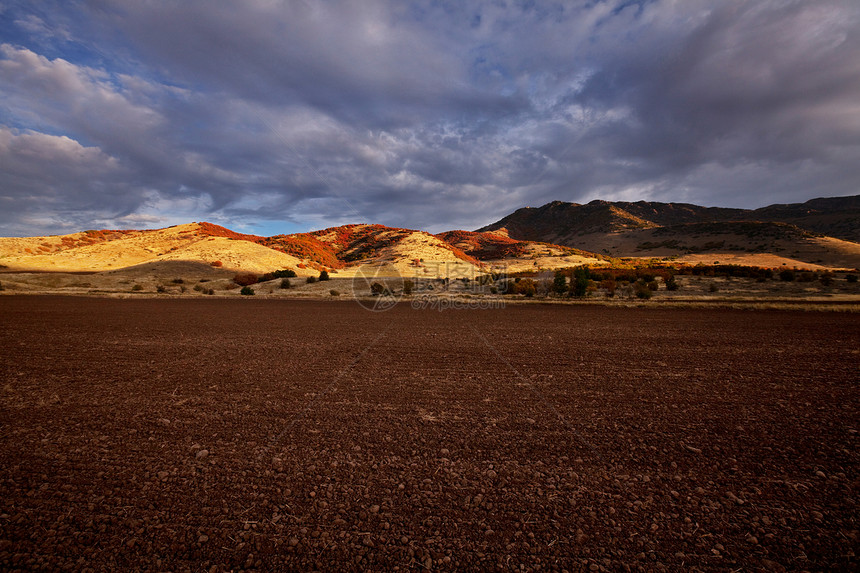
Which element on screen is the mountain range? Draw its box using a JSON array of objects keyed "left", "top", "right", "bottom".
[
  {"left": 478, "top": 195, "right": 860, "bottom": 269},
  {"left": 1, "top": 196, "right": 858, "bottom": 279}
]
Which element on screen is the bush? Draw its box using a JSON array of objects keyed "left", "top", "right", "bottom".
[
  {"left": 172, "top": 278, "right": 184, "bottom": 284},
  {"left": 665, "top": 275, "right": 679, "bottom": 291},
  {"left": 156, "top": 285, "right": 167, "bottom": 293},
  {"left": 847, "top": 273, "right": 859, "bottom": 283},
  {"left": 259, "top": 269, "right": 297, "bottom": 282},
  {"left": 329, "top": 289, "right": 340, "bottom": 296},
  {"left": 193, "top": 284, "right": 203, "bottom": 292},
  {"left": 132, "top": 284, "right": 143, "bottom": 291},
  {"left": 319, "top": 270, "right": 330, "bottom": 281},
  {"left": 233, "top": 272, "right": 258, "bottom": 286},
  {"left": 634, "top": 280, "right": 652, "bottom": 299},
  {"left": 779, "top": 269, "right": 796, "bottom": 281},
  {"left": 371, "top": 282, "right": 391, "bottom": 296},
  {"left": 647, "top": 280, "right": 659, "bottom": 291},
  {"left": 708, "top": 282, "right": 719, "bottom": 293},
  {"left": 207, "top": 288, "right": 215, "bottom": 295},
  {"left": 179, "top": 285, "right": 187, "bottom": 293},
  {"left": 306, "top": 276, "right": 317, "bottom": 284},
  {"left": 600, "top": 278, "right": 617, "bottom": 297},
  {"left": 280, "top": 278, "right": 291, "bottom": 289},
  {"left": 240, "top": 286, "right": 255, "bottom": 296},
  {"left": 403, "top": 279, "right": 414, "bottom": 295},
  {"left": 210, "top": 260, "right": 223, "bottom": 267},
  {"left": 820, "top": 272, "right": 834, "bottom": 287}
]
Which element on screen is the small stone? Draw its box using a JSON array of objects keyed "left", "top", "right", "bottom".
[
  {"left": 815, "top": 470, "right": 826, "bottom": 478},
  {"left": 157, "top": 471, "right": 168, "bottom": 480},
  {"left": 198, "top": 534, "right": 209, "bottom": 543},
  {"left": 487, "top": 470, "right": 497, "bottom": 478},
  {"left": 747, "top": 535, "right": 759, "bottom": 544},
  {"left": 369, "top": 505, "right": 380, "bottom": 514},
  {"left": 440, "top": 448, "right": 449, "bottom": 455},
  {"left": 288, "top": 537, "right": 299, "bottom": 547},
  {"left": 196, "top": 449, "right": 209, "bottom": 460},
  {"left": 400, "top": 536, "right": 409, "bottom": 544}
]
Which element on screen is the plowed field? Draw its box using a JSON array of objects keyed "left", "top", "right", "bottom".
[{"left": 0, "top": 297, "right": 857, "bottom": 571}]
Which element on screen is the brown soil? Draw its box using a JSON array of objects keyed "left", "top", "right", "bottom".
[{"left": 0, "top": 297, "right": 857, "bottom": 572}]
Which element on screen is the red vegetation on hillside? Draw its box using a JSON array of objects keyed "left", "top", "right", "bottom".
[
  {"left": 187, "top": 222, "right": 484, "bottom": 268},
  {"left": 436, "top": 230, "right": 531, "bottom": 260},
  {"left": 196, "top": 222, "right": 342, "bottom": 269},
  {"left": 34, "top": 229, "right": 135, "bottom": 253}
]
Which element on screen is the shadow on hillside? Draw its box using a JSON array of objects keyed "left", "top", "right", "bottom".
[{"left": 103, "top": 259, "right": 235, "bottom": 278}]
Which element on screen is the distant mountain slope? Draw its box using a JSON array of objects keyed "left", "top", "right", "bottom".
[
  {"left": 0, "top": 222, "right": 486, "bottom": 277},
  {"left": 478, "top": 195, "right": 860, "bottom": 243},
  {"left": 476, "top": 196, "right": 860, "bottom": 268},
  {"left": 752, "top": 196, "right": 860, "bottom": 242}
]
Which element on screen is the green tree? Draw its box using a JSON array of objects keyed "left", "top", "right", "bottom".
[
  {"left": 571, "top": 267, "right": 589, "bottom": 297},
  {"left": 552, "top": 271, "right": 568, "bottom": 295}
]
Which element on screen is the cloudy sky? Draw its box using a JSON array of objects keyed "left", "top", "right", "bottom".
[{"left": 1, "top": 0, "right": 858, "bottom": 237}]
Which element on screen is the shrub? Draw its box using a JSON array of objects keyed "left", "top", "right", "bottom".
[
  {"left": 797, "top": 271, "right": 817, "bottom": 283},
  {"left": 847, "top": 273, "right": 859, "bottom": 283},
  {"left": 490, "top": 286, "right": 498, "bottom": 294},
  {"left": 240, "top": 286, "right": 255, "bottom": 296},
  {"left": 193, "top": 284, "right": 203, "bottom": 292},
  {"left": 370, "top": 282, "right": 391, "bottom": 296},
  {"left": 665, "top": 275, "right": 679, "bottom": 291},
  {"left": 600, "top": 278, "right": 617, "bottom": 297},
  {"left": 0, "top": 281, "right": 5, "bottom": 291},
  {"left": 634, "top": 280, "right": 652, "bottom": 299},
  {"left": 259, "top": 269, "right": 297, "bottom": 281},
  {"left": 319, "top": 270, "right": 330, "bottom": 281},
  {"left": 403, "top": 279, "right": 414, "bottom": 295},
  {"left": 523, "top": 284, "right": 536, "bottom": 297},
  {"left": 206, "top": 288, "right": 215, "bottom": 295},
  {"left": 210, "top": 260, "right": 223, "bottom": 267},
  {"left": 647, "top": 280, "right": 659, "bottom": 291},
  {"left": 280, "top": 278, "right": 291, "bottom": 289},
  {"left": 132, "top": 284, "right": 143, "bottom": 291},
  {"left": 329, "top": 289, "right": 340, "bottom": 296},
  {"left": 172, "top": 278, "right": 184, "bottom": 284},
  {"left": 819, "top": 272, "right": 834, "bottom": 287},
  {"left": 306, "top": 276, "right": 317, "bottom": 284},
  {"left": 708, "top": 282, "right": 719, "bottom": 293},
  {"left": 179, "top": 285, "right": 187, "bottom": 293},
  {"left": 779, "top": 269, "right": 796, "bottom": 281},
  {"left": 233, "top": 272, "right": 258, "bottom": 286},
  {"left": 156, "top": 285, "right": 167, "bottom": 293}
]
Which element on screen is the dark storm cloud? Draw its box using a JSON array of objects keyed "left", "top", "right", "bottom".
[{"left": 0, "top": 0, "right": 858, "bottom": 236}]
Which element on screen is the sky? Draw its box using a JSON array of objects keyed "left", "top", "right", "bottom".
[{"left": 1, "top": 1, "right": 859, "bottom": 237}]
